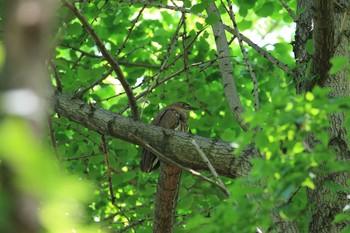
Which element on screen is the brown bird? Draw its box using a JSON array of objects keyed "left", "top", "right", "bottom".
[
  {"left": 140, "top": 102, "right": 197, "bottom": 232},
  {"left": 140, "top": 102, "right": 197, "bottom": 173}
]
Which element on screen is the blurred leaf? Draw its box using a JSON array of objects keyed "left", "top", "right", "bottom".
[
  {"left": 205, "top": 13, "right": 219, "bottom": 25},
  {"left": 256, "top": 3, "right": 275, "bottom": 17}
]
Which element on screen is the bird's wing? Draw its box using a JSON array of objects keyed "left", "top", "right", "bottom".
[{"left": 152, "top": 108, "right": 181, "bottom": 129}]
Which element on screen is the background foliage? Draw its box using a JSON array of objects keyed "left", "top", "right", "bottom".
[
  {"left": 1, "top": 0, "right": 350, "bottom": 232},
  {"left": 50, "top": 0, "right": 350, "bottom": 232}
]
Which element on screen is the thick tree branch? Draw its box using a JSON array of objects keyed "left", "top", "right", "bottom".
[
  {"left": 53, "top": 91, "right": 258, "bottom": 179},
  {"left": 206, "top": 3, "right": 248, "bottom": 131}
]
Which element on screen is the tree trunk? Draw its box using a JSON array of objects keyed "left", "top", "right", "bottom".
[
  {"left": 0, "top": 0, "right": 56, "bottom": 232},
  {"left": 294, "top": 0, "right": 350, "bottom": 232}
]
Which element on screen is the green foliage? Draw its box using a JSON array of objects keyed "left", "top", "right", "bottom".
[{"left": 44, "top": 0, "right": 350, "bottom": 232}]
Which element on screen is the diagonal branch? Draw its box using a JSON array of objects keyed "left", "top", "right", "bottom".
[
  {"left": 117, "top": 6, "right": 146, "bottom": 55},
  {"left": 279, "top": 0, "right": 297, "bottom": 22},
  {"left": 191, "top": 140, "right": 230, "bottom": 197},
  {"left": 61, "top": 0, "right": 140, "bottom": 120},
  {"left": 224, "top": 25, "right": 293, "bottom": 76},
  {"left": 206, "top": 3, "right": 248, "bottom": 131}
]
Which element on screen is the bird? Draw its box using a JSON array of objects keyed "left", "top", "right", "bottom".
[{"left": 140, "top": 102, "right": 197, "bottom": 172}]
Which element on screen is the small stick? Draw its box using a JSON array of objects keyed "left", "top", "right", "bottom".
[
  {"left": 130, "top": 133, "right": 230, "bottom": 197},
  {"left": 191, "top": 139, "right": 230, "bottom": 197}
]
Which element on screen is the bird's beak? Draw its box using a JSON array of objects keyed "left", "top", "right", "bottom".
[{"left": 187, "top": 106, "right": 198, "bottom": 111}]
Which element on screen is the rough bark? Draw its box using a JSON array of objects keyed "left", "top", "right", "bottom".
[
  {"left": 311, "top": 0, "right": 334, "bottom": 87},
  {"left": 53, "top": 91, "right": 258, "bottom": 179},
  {"left": 293, "top": 0, "right": 313, "bottom": 93},
  {"left": 206, "top": 3, "right": 247, "bottom": 130},
  {"left": 294, "top": 0, "right": 350, "bottom": 232}
]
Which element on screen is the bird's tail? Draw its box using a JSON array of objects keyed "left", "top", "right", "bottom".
[{"left": 140, "top": 149, "right": 159, "bottom": 173}]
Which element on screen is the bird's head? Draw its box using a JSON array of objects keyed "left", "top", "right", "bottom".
[{"left": 167, "top": 102, "right": 198, "bottom": 112}]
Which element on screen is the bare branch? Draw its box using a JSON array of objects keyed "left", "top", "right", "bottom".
[
  {"left": 101, "top": 135, "right": 116, "bottom": 204},
  {"left": 115, "top": 0, "right": 292, "bottom": 79},
  {"left": 116, "top": 0, "right": 206, "bottom": 18},
  {"left": 48, "top": 116, "right": 61, "bottom": 162},
  {"left": 206, "top": 3, "right": 248, "bottom": 131},
  {"left": 224, "top": 25, "right": 293, "bottom": 76},
  {"left": 75, "top": 67, "right": 113, "bottom": 98},
  {"left": 279, "top": 0, "right": 297, "bottom": 22},
  {"left": 117, "top": 6, "right": 146, "bottom": 55},
  {"left": 191, "top": 140, "right": 230, "bottom": 198},
  {"left": 50, "top": 62, "right": 63, "bottom": 92}
]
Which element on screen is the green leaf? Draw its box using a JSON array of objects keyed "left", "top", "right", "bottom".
[
  {"left": 195, "top": 22, "right": 204, "bottom": 30},
  {"left": 256, "top": 3, "right": 275, "bottom": 17},
  {"left": 302, "top": 178, "right": 315, "bottom": 189},
  {"left": 238, "top": 19, "right": 252, "bottom": 30},
  {"left": 67, "top": 22, "right": 83, "bottom": 37},
  {"left": 205, "top": 13, "right": 219, "bottom": 25},
  {"left": 306, "top": 39, "right": 313, "bottom": 54},
  {"left": 183, "top": 0, "right": 192, "bottom": 8},
  {"left": 191, "top": 3, "right": 205, "bottom": 14},
  {"left": 333, "top": 213, "right": 350, "bottom": 224}
]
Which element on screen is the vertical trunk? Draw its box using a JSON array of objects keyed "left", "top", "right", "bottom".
[
  {"left": 294, "top": 0, "right": 350, "bottom": 232},
  {"left": 293, "top": 0, "right": 313, "bottom": 93},
  {"left": 307, "top": 0, "right": 350, "bottom": 229},
  {"left": 0, "top": 0, "right": 55, "bottom": 232}
]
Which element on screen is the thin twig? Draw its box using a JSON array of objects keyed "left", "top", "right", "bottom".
[
  {"left": 50, "top": 62, "right": 63, "bottom": 92},
  {"left": 60, "top": 44, "right": 102, "bottom": 58},
  {"left": 191, "top": 140, "right": 230, "bottom": 197},
  {"left": 117, "top": 6, "right": 146, "bottom": 55},
  {"left": 75, "top": 67, "right": 113, "bottom": 98},
  {"left": 54, "top": 120, "right": 102, "bottom": 146},
  {"left": 61, "top": 0, "right": 140, "bottom": 120},
  {"left": 61, "top": 153, "right": 97, "bottom": 161},
  {"left": 130, "top": 133, "right": 230, "bottom": 197},
  {"left": 279, "top": 0, "right": 297, "bottom": 22},
  {"left": 157, "top": 15, "right": 184, "bottom": 74},
  {"left": 116, "top": 0, "right": 206, "bottom": 18},
  {"left": 48, "top": 116, "right": 61, "bottom": 162},
  {"left": 224, "top": 25, "right": 292, "bottom": 76},
  {"left": 101, "top": 135, "right": 116, "bottom": 204},
  {"left": 226, "top": 0, "right": 260, "bottom": 111},
  {"left": 101, "top": 57, "right": 216, "bottom": 105}
]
